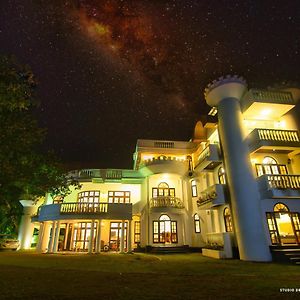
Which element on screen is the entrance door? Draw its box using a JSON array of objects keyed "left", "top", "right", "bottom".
[
  {"left": 109, "top": 222, "right": 127, "bottom": 251},
  {"left": 153, "top": 214, "right": 178, "bottom": 244},
  {"left": 266, "top": 212, "right": 300, "bottom": 245},
  {"left": 72, "top": 222, "right": 96, "bottom": 251}
]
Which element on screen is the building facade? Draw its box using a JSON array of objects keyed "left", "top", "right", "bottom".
[{"left": 18, "top": 76, "right": 300, "bottom": 262}]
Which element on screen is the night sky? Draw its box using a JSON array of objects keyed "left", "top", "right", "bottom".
[{"left": 1, "top": 1, "right": 300, "bottom": 169}]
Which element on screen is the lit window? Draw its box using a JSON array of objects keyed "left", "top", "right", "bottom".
[
  {"left": 108, "top": 191, "right": 130, "bottom": 203},
  {"left": 224, "top": 207, "right": 233, "bottom": 232},
  {"left": 194, "top": 214, "right": 201, "bottom": 233},
  {"left": 153, "top": 214, "right": 177, "bottom": 244},
  {"left": 274, "top": 203, "right": 289, "bottom": 212},
  {"left": 78, "top": 191, "right": 100, "bottom": 203},
  {"left": 191, "top": 180, "right": 197, "bottom": 197},
  {"left": 218, "top": 167, "right": 226, "bottom": 184},
  {"left": 255, "top": 156, "right": 288, "bottom": 176},
  {"left": 134, "top": 221, "right": 141, "bottom": 243},
  {"left": 152, "top": 182, "right": 175, "bottom": 197}
]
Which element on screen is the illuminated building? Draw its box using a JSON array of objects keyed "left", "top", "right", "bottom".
[{"left": 18, "top": 76, "right": 300, "bottom": 262}]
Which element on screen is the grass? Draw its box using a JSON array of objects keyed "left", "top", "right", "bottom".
[{"left": 0, "top": 251, "right": 299, "bottom": 299}]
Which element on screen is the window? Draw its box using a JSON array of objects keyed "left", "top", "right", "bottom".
[
  {"left": 256, "top": 156, "right": 288, "bottom": 176},
  {"left": 153, "top": 214, "right": 177, "bottom": 244},
  {"left": 78, "top": 191, "right": 100, "bottom": 203},
  {"left": 134, "top": 221, "right": 141, "bottom": 243},
  {"left": 194, "top": 214, "right": 201, "bottom": 233},
  {"left": 108, "top": 191, "right": 130, "bottom": 203},
  {"left": 152, "top": 182, "right": 175, "bottom": 197},
  {"left": 224, "top": 208, "right": 233, "bottom": 232},
  {"left": 109, "top": 222, "right": 127, "bottom": 251},
  {"left": 274, "top": 203, "right": 289, "bottom": 212},
  {"left": 191, "top": 180, "right": 198, "bottom": 197},
  {"left": 218, "top": 167, "right": 226, "bottom": 184}
]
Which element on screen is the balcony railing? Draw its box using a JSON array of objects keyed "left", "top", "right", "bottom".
[
  {"left": 257, "top": 129, "right": 299, "bottom": 142},
  {"left": 195, "top": 143, "right": 221, "bottom": 170},
  {"left": 197, "top": 184, "right": 225, "bottom": 207},
  {"left": 142, "top": 156, "right": 187, "bottom": 166},
  {"left": 266, "top": 175, "right": 300, "bottom": 189},
  {"left": 150, "top": 196, "right": 184, "bottom": 209},
  {"left": 60, "top": 202, "right": 108, "bottom": 214}
]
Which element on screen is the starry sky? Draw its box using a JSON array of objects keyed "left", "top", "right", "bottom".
[{"left": 1, "top": 1, "right": 300, "bottom": 169}]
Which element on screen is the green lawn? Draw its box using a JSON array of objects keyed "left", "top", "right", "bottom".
[{"left": 0, "top": 251, "right": 299, "bottom": 299}]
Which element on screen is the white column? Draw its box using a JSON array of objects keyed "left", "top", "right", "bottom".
[
  {"left": 53, "top": 220, "right": 61, "bottom": 253},
  {"left": 127, "top": 220, "right": 132, "bottom": 253},
  {"left": 96, "top": 220, "right": 102, "bottom": 253},
  {"left": 205, "top": 76, "right": 271, "bottom": 262},
  {"left": 64, "top": 223, "right": 70, "bottom": 250},
  {"left": 88, "top": 220, "right": 95, "bottom": 254},
  {"left": 48, "top": 221, "right": 56, "bottom": 253},
  {"left": 120, "top": 220, "right": 125, "bottom": 252},
  {"left": 36, "top": 223, "right": 44, "bottom": 252},
  {"left": 18, "top": 200, "right": 36, "bottom": 250},
  {"left": 41, "top": 222, "right": 51, "bottom": 253}
]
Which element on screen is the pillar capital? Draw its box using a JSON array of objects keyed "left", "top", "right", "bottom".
[{"left": 204, "top": 75, "right": 247, "bottom": 107}]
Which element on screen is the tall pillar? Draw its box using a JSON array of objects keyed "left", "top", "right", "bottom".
[
  {"left": 96, "top": 220, "right": 102, "bottom": 253},
  {"left": 53, "top": 220, "right": 61, "bottom": 253},
  {"left": 120, "top": 220, "right": 125, "bottom": 253},
  {"left": 63, "top": 223, "right": 70, "bottom": 250},
  {"left": 36, "top": 223, "right": 44, "bottom": 252},
  {"left": 127, "top": 220, "right": 132, "bottom": 253},
  {"left": 88, "top": 220, "right": 95, "bottom": 254},
  {"left": 18, "top": 200, "right": 36, "bottom": 250},
  {"left": 41, "top": 222, "right": 51, "bottom": 252},
  {"left": 48, "top": 221, "right": 56, "bottom": 253},
  {"left": 204, "top": 76, "right": 271, "bottom": 261}
]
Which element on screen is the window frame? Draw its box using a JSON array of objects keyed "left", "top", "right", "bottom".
[
  {"left": 224, "top": 207, "right": 233, "bottom": 232},
  {"left": 108, "top": 191, "right": 131, "bottom": 203},
  {"left": 194, "top": 213, "right": 201, "bottom": 233},
  {"left": 191, "top": 180, "right": 198, "bottom": 197},
  {"left": 134, "top": 221, "right": 141, "bottom": 244}
]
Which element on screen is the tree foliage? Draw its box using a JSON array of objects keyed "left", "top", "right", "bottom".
[{"left": 0, "top": 55, "right": 80, "bottom": 234}]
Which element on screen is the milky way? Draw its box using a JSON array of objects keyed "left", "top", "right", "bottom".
[{"left": 1, "top": 1, "right": 300, "bottom": 168}]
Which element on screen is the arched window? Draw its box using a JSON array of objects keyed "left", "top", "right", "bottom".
[
  {"left": 153, "top": 214, "right": 177, "bottom": 244},
  {"left": 152, "top": 182, "right": 175, "bottom": 197},
  {"left": 194, "top": 214, "right": 201, "bottom": 233},
  {"left": 224, "top": 207, "right": 233, "bottom": 232},
  {"left": 256, "top": 156, "right": 288, "bottom": 176},
  {"left": 274, "top": 203, "right": 289, "bottom": 212},
  {"left": 262, "top": 156, "right": 277, "bottom": 165},
  {"left": 159, "top": 214, "right": 170, "bottom": 221},
  {"left": 218, "top": 167, "right": 226, "bottom": 184}
]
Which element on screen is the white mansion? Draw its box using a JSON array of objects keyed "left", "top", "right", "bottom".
[{"left": 18, "top": 76, "right": 300, "bottom": 262}]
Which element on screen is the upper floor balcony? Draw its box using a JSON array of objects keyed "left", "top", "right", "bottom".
[
  {"left": 149, "top": 196, "right": 185, "bottom": 213},
  {"left": 194, "top": 143, "right": 222, "bottom": 171},
  {"left": 197, "top": 184, "right": 226, "bottom": 208},
  {"left": 69, "top": 169, "right": 144, "bottom": 184},
  {"left": 247, "top": 128, "right": 300, "bottom": 154},
  {"left": 139, "top": 156, "right": 190, "bottom": 176},
  {"left": 34, "top": 202, "right": 132, "bottom": 222},
  {"left": 241, "top": 89, "right": 296, "bottom": 120},
  {"left": 257, "top": 174, "right": 300, "bottom": 199}
]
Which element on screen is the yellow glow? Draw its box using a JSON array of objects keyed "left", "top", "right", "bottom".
[
  {"left": 260, "top": 109, "right": 271, "bottom": 116},
  {"left": 251, "top": 158, "right": 258, "bottom": 164}
]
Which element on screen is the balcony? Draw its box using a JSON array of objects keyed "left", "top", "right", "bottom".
[
  {"left": 149, "top": 196, "right": 184, "bottom": 212},
  {"left": 139, "top": 156, "right": 189, "bottom": 176},
  {"left": 37, "top": 202, "right": 132, "bottom": 221},
  {"left": 194, "top": 143, "right": 222, "bottom": 171},
  {"left": 242, "top": 89, "right": 296, "bottom": 120},
  {"left": 257, "top": 174, "right": 300, "bottom": 199},
  {"left": 247, "top": 128, "right": 300, "bottom": 153},
  {"left": 197, "top": 184, "right": 226, "bottom": 208}
]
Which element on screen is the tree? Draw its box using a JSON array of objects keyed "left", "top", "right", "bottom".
[{"left": 0, "top": 55, "right": 79, "bottom": 234}]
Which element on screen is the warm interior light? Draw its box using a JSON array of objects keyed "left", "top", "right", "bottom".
[{"left": 260, "top": 109, "right": 271, "bottom": 116}]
